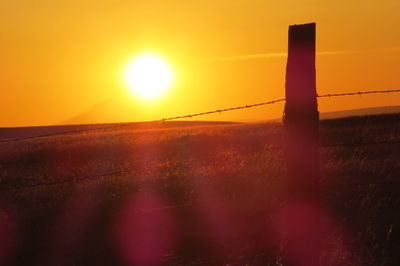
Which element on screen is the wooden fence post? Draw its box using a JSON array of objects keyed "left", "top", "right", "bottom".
[
  {"left": 283, "top": 22, "right": 320, "bottom": 265},
  {"left": 284, "top": 22, "right": 319, "bottom": 201}
]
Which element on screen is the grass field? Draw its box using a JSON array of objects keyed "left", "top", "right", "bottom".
[{"left": 0, "top": 114, "right": 399, "bottom": 265}]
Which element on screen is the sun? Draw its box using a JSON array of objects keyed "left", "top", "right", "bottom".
[{"left": 124, "top": 53, "right": 174, "bottom": 100}]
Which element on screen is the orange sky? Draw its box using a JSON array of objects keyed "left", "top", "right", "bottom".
[{"left": 1, "top": 0, "right": 400, "bottom": 127}]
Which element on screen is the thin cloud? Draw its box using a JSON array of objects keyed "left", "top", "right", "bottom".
[
  {"left": 212, "top": 52, "right": 287, "bottom": 61},
  {"left": 212, "top": 47, "right": 400, "bottom": 62}
]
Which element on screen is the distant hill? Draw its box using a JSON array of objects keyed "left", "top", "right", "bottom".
[
  {"left": 62, "top": 98, "right": 139, "bottom": 126},
  {"left": 320, "top": 105, "right": 400, "bottom": 119}
]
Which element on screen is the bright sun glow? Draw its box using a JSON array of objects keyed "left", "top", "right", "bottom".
[{"left": 124, "top": 53, "right": 174, "bottom": 100}]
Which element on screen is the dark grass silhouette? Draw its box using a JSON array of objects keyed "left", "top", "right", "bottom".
[{"left": 0, "top": 114, "right": 399, "bottom": 265}]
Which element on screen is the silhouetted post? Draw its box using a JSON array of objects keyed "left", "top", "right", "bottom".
[{"left": 283, "top": 23, "right": 320, "bottom": 266}]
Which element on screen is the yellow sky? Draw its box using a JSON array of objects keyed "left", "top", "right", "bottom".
[{"left": 1, "top": 0, "right": 400, "bottom": 127}]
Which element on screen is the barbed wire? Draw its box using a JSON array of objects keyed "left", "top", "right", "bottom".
[
  {"left": 0, "top": 170, "right": 128, "bottom": 192},
  {"left": 0, "top": 89, "right": 399, "bottom": 143},
  {"left": 156, "top": 89, "right": 400, "bottom": 122},
  {"left": 156, "top": 98, "right": 286, "bottom": 122},
  {"left": 0, "top": 124, "right": 126, "bottom": 143},
  {"left": 317, "top": 89, "right": 400, "bottom": 98}
]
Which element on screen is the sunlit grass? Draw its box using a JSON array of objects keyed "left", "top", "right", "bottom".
[{"left": 1, "top": 114, "right": 399, "bottom": 265}]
